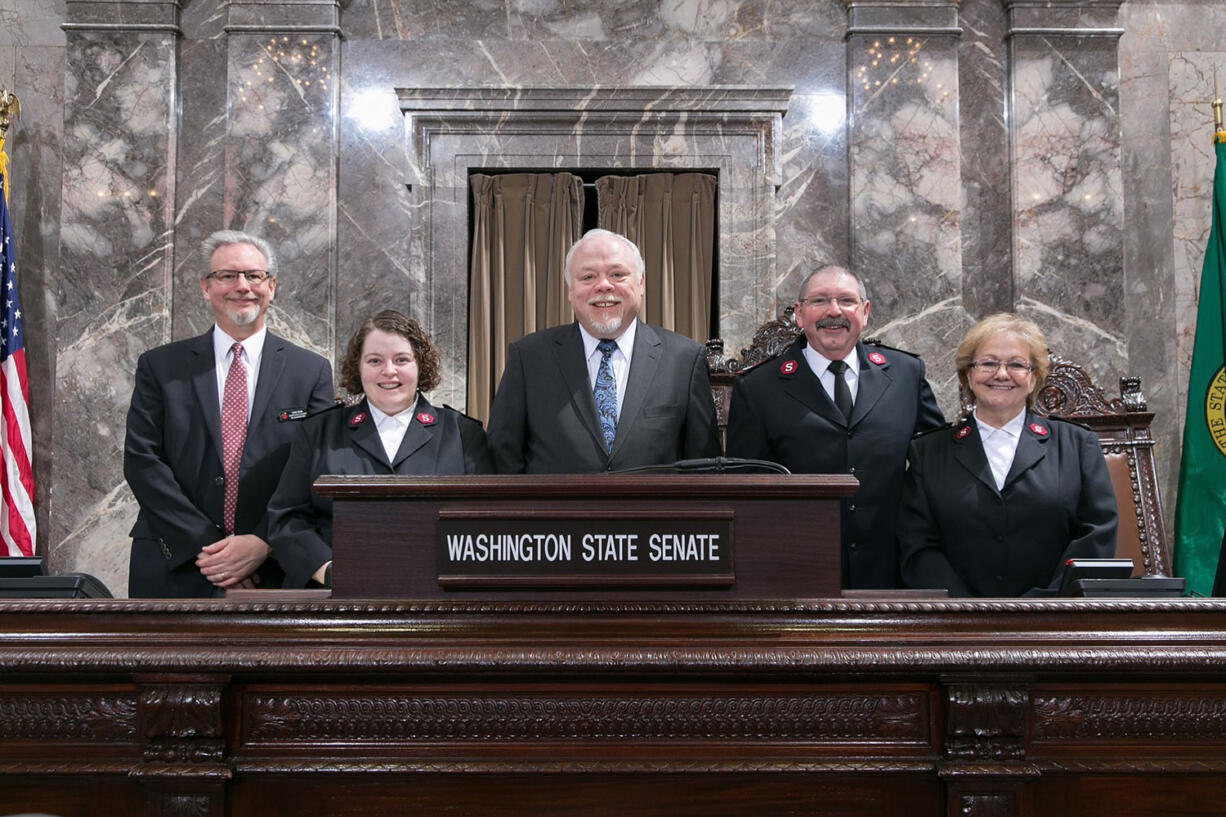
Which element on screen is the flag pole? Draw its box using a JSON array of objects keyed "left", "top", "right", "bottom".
[
  {"left": 1215, "top": 70, "right": 1225, "bottom": 145},
  {"left": 0, "top": 86, "right": 35, "bottom": 558}
]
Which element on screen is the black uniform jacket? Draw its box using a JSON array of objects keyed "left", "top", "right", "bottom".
[
  {"left": 486, "top": 320, "right": 721, "bottom": 474},
  {"left": 897, "top": 411, "right": 1118, "bottom": 597},
  {"left": 725, "top": 336, "right": 945, "bottom": 588},
  {"left": 267, "top": 395, "right": 494, "bottom": 588},
  {"left": 124, "top": 329, "right": 334, "bottom": 597}
]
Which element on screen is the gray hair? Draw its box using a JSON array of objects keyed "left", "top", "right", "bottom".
[
  {"left": 797, "top": 264, "right": 868, "bottom": 304},
  {"left": 200, "top": 230, "right": 277, "bottom": 279},
  {"left": 563, "top": 228, "right": 645, "bottom": 286}
]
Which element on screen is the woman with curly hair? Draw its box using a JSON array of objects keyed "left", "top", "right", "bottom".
[{"left": 268, "top": 310, "right": 492, "bottom": 587}]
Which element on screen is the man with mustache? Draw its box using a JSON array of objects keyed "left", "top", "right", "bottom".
[
  {"left": 124, "top": 230, "right": 334, "bottom": 597},
  {"left": 725, "top": 264, "right": 945, "bottom": 589},
  {"left": 487, "top": 228, "right": 720, "bottom": 473}
]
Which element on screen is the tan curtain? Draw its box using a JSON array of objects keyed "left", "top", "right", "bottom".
[
  {"left": 468, "top": 173, "right": 583, "bottom": 423},
  {"left": 596, "top": 173, "right": 716, "bottom": 342}
]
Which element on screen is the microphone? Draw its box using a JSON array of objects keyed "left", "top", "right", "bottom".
[{"left": 612, "top": 457, "right": 791, "bottom": 475}]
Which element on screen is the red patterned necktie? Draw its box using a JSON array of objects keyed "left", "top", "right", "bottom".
[{"left": 221, "top": 342, "right": 248, "bottom": 534}]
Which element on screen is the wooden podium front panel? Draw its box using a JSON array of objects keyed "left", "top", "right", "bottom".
[
  {"left": 320, "top": 474, "right": 857, "bottom": 600},
  {"left": 4, "top": 600, "right": 1226, "bottom": 817}
]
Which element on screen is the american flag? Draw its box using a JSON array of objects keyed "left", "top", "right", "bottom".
[{"left": 0, "top": 167, "right": 35, "bottom": 556}]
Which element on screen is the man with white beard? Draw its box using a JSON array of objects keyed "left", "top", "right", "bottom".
[
  {"left": 487, "top": 228, "right": 720, "bottom": 473},
  {"left": 124, "top": 230, "right": 333, "bottom": 597}
]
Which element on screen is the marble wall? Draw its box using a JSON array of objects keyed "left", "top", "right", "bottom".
[{"left": 0, "top": 0, "right": 1217, "bottom": 595}]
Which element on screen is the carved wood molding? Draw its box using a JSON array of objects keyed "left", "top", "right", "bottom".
[
  {"left": 6, "top": 644, "right": 1226, "bottom": 674},
  {"left": 0, "top": 692, "right": 137, "bottom": 740},
  {"left": 229, "top": 758, "right": 939, "bottom": 775},
  {"left": 1, "top": 598, "right": 1221, "bottom": 615},
  {"left": 244, "top": 692, "right": 927, "bottom": 743},
  {"left": 1033, "top": 693, "right": 1226, "bottom": 739}
]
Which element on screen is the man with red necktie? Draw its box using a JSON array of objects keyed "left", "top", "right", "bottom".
[{"left": 123, "top": 230, "right": 334, "bottom": 597}]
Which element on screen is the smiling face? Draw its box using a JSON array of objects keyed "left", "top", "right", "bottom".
[
  {"left": 566, "top": 233, "right": 645, "bottom": 339},
  {"left": 967, "top": 333, "right": 1037, "bottom": 426},
  {"left": 793, "top": 267, "right": 869, "bottom": 361},
  {"left": 199, "top": 242, "right": 276, "bottom": 340},
  {"left": 359, "top": 329, "right": 419, "bottom": 416}
]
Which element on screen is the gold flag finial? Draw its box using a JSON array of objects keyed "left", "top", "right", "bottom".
[
  {"left": 0, "top": 89, "right": 18, "bottom": 141},
  {"left": 0, "top": 89, "right": 16, "bottom": 199}
]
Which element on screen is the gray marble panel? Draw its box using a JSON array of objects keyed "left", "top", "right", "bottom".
[
  {"left": 847, "top": 23, "right": 965, "bottom": 416},
  {"left": 341, "top": 0, "right": 845, "bottom": 42},
  {"left": 1167, "top": 53, "right": 1225, "bottom": 408},
  {"left": 55, "top": 28, "right": 178, "bottom": 594},
  {"left": 171, "top": 33, "right": 230, "bottom": 331},
  {"left": 1009, "top": 32, "right": 1125, "bottom": 388},
  {"left": 957, "top": 0, "right": 1012, "bottom": 317},
  {"left": 0, "top": 0, "right": 67, "bottom": 48},
  {"left": 220, "top": 31, "right": 339, "bottom": 359}
]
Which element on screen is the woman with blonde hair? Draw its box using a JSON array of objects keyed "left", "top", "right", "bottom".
[{"left": 897, "top": 313, "right": 1117, "bottom": 596}]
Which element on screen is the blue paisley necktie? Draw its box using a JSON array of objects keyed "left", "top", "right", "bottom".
[{"left": 594, "top": 338, "right": 618, "bottom": 453}]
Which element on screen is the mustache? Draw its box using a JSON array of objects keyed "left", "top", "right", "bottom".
[
  {"left": 814, "top": 316, "right": 851, "bottom": 330},
  {"left": 587, "top": 296, "right": 623, "bottom": 305}
]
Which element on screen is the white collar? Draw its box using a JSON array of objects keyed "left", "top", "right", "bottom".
[
  {"left": 803, "top": 343, "right": 860, "bottom": 377},
  {"left": 368, "top": 396, "right": 419, "bottom": 430},
  {"left": 974, "top": 407, "right": 1026, "bottom": 439},
  {"left": 212, "top": 325, "right": 266, "bottom": 364},
  {"left": 579, "top": 319, "right": 637, "bottom": 360}
]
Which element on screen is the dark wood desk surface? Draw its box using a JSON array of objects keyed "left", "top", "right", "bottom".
[{"left": 2, "top": 598, "right": 1226, "bottom": 817}]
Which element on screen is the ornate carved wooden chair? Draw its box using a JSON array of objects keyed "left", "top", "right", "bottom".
[
  {"left": 707, "top": 318, "right": 1172, "bottom": 578},
  {"left": 1035, "top": 356, "right": 1171, "bottom": 577},
  {"left": 705, "top": 309, "right": 801, "bottom": 449}
]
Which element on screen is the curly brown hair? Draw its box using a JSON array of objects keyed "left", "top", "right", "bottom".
[{"left": 339, "top": 310, "right": 441, "bottom": 397}]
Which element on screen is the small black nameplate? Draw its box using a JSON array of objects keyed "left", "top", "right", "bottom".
[{"left": 436, "top": 512, "right": 734, "bottom": 588}]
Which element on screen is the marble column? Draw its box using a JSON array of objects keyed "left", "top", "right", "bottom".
[
  {"left": 207, "top": 0, "right": 341, "bottom": 360},
  {"left": 54, "top": 0, "right": 181, "bottom": 589},
  {"left": 959, "top": 0, "right": 1012, "bottom": 317},
  {"left": 845, "top": 0, "right": 966, "bottom": 413},
  {"left": 1006, "top": 0, "right": 1126, "bottom": 386}
]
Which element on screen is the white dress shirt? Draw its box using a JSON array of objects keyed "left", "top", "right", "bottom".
[
  {"left": 802, "top": 344, "right": 861, "bottom": 407},
  {"left": 975, "top": 407, "right": 1026, "bottom": 491},
  {"left": 212, "top": 326, "right": 266, "bottom": 419},
  {"left": 579, "top": 320, "right": 637, "bottom": 418},
  {"left": 368, "top": 398, "right": 418, "bottom": 463}
]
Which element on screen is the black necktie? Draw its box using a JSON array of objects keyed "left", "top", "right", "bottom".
[{"left": 828, "top": 358, "right": 853, "bottom": 420}]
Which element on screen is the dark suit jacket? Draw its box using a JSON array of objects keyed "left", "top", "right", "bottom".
[
  {"left": 267, "top": 396, "right": 494, "bottom": 588},
  {"left": 486, "top": 320, "right": 721, "bottom": 473},
  {"left": 124, "top": 329, "right": 334, "bottom": 598},
  {"left": 897, "top": 412, "right": 1118, "bottom": 597},
  {"left": 725, "top": 336, "right": 945, "bottom": 588}
]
